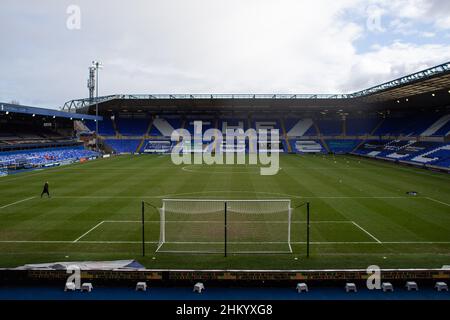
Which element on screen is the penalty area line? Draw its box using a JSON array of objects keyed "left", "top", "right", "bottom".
[
  {"left": 425, "top": 197, "right": 450, "bottom": 207},
  {"left": 72, "top": 221, "right": 105, "bottom": 243},
  {"left": 351, "top": 221, "right": 382, "bottom": 244},
  {"left": 0, "top": 196, "right": 36, "bottom": 210}
]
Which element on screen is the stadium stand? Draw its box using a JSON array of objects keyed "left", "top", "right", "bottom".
[
  {"left": 422, "top": 114, "right": 450, "bottom": 137},
  {"left": 103, "top": 139, "right": 141, "bottom": 154},
  {"left": 346, "top": 118, "right": 379, "bottom": 135},
  {"left": 252, "top": 119, "right": 281, "bottom": 132},
  {"left": 353, "top": 139, "right": 450, "bottom": 168},
  {"left": 150, "top": 117, "right": 182, "bottom": 137},
  {"left": 285, "top": 119, "right": 313, "bottom": 137},
  {"left": 0, "top": 120, "right": 80, "bottom": 153},
  {"left": 186, "top": 117, "right": 215, "bottom": 135},
  {"left": 285, "top": 118, "right": 317, "bottom": 137},
  {"left": 139, "top": 140, "right": 173, "bottom": 153},
  {"left": 116, "top": 117, "right": 149, "bottom": 136},
  {"left": 78, "top": 109, "right": 450, "bottom": 170},
  {"left": 373, "top": 114, "right": 443, "bottom": 137},
  {"left": 289, "top": 140, "right": 325, "bottom": 153},
  {"left": 85, "top": 118, "right": 115, "bottom": 136},
  {"left": 219, "top": 119, "right": 248, "bottom": 133},
  {"left": 326, "top": 140, "right": 361, "bottom": 154},
  {"left": 0, "top": 104, "right": 102, "bottom": 173},
  {"left": 410, "top": 145, "right": 450, "bottom": 166},
  {"left": 0, "top": 146, "right": 99, "bottom": 169},
  {"left": 316, "top": 119, "right": 343, "bottom": 136}
]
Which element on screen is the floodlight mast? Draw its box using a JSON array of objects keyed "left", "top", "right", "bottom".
[{"left": 92, "top": 60, "right": 103, "bottom": 152}]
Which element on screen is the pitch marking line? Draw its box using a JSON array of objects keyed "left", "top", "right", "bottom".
[
  {"left": 351, "top": 221, "right": 382, "bottom": 244},
  {"left": 0, "top": 196, "right": 36, "bottom": 210},
  {"left": 72, "top": 221, "right": 105, "bottom": 243},
  {"left": 425, "top": 197, "right": 450, "bottom": 207},
  {"left": 1, "top": 240, "right": 450, "bottom": 244},
  {"left": 103, "top": 220, "right": 351, "bottom": 224},
  {"left": 51, "top": 195, "right": 422, "bottom": 199}
]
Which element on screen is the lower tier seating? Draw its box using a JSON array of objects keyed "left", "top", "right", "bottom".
[{"left": 0, "top": 146, "right": 99, "bottom": 168}]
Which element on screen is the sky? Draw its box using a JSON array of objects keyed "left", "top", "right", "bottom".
[{"left": 0, "top": 0, "right": 450, "bottom": 109}]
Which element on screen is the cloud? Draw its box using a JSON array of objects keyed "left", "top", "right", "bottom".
[
  {"left": 0, "top": 0, "right": 448, "bottom": 108},
  {"left": 367, "top": 0, "right": 450, "bottom": 30},
  {"left": 341, "top": 42, "right": 450, "bottom": 92},
  {"left": 435, "top": 16, "right": 450, "bottom": 29}
]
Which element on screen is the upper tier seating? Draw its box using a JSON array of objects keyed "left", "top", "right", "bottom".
[
  {"left": 150, "top": 118, "right": 182, "bottom": 136},
  {"left": 84, "top": 119, "right": 116, "bottom": 136},
  {"left": 285, "top": 119, "right": 316, "bottom": 137},
  {"left": 317, "top": 119, "right": 343, "bottom": 135},
  {"left": 346, "top": 118, "right": 379, "bottom": 135},
  {"left": 0, "top": 125, "right": 76, "bottom": 151},
  {"left": 116, "top": 118, "right": 149, "bottom": 136},
  {"left": 424, "top": 114, "right": 450, "bottom": 137},
  {"left": 186, "top": 118, "right": 215, "bottom": 135},
  {"left": 252, "top": 119, "right": 281, "bottom": 131},
  {"left": 219, "top": 119, "right": 249, "bottom": 133},
  {"left": 83, "top": 113, "right": 450, "bottom": 138},
  {"left": 374, "top": 114, "right": 443, "bottom": 136}
]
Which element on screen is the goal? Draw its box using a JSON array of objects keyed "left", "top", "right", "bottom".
[{"left": 156, "top": 199, "right": 292, "bottom": 254}]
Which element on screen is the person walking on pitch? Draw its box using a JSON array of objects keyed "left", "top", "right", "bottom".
[{"left": 41, "top": 181, "right": 50, "bottom": 198}]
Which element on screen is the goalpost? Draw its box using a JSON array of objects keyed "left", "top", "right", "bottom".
[{"left": 154, "top": 199, "right": 292, "bottom": 255}]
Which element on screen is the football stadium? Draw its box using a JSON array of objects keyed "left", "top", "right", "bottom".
[
  {"left": 1, "top": 63, "right": 450, "bottom": 271},
  {"left": 1, "top": 1, "right": 450, "bottom": 307}
]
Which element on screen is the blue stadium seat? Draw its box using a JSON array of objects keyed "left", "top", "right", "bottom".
[
  {"left": 149, "top": 118, "right": 182, "bottom": 136},
  {"left": 116, "top": 118, "right": 149, "bottom": 136},
  {"left": 104, "top": 139, "right": 141, "bottom": 153},
  {"left": 284, "top": 119, "right": 317, "bottom": 136},
  {"left": 0, "top": 146, "right": 99, "bottom": 167},
  {"left": 185, "top": 118, "right": 215, "bottom": 135},
  {"left": 317, "top": 119, "right": 343, "bottom": 135},
  {"left": 346, "top": 118, "right": 379, "bottom": 135},
  {"left": 84, "top": 119, "right": 115, "bottom": 135}
]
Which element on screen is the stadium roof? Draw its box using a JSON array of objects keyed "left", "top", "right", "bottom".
[
  {"left": 0, "top": 102, "right": 102, "bottom": 121},
  {"left": 349, "top": 62, "right": 450, "bottom": 102},
  {"left": 63, "top": 61, "right": 450, "bottom": 112}
]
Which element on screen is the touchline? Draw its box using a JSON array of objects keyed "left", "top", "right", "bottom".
[{"left": 170, "top": 121, "right": 281, "bottom": 175}]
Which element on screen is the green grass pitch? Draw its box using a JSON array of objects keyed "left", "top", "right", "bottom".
[{"left": 0, "top": 154, "right": 449, "bottom": 269}]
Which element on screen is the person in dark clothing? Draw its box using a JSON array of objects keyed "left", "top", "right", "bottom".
[{"left": 41, "top": 181, "right": 50, "bottom": 198}]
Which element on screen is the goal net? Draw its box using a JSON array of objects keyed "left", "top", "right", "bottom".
[{"left": 156, "top": 199, "right": 292, "bottom": 254}]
